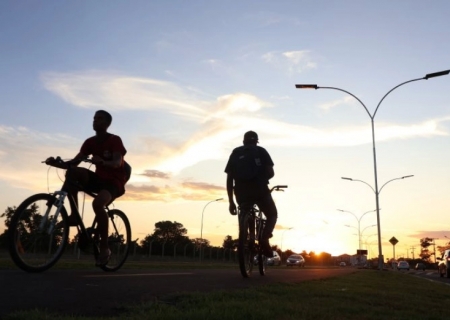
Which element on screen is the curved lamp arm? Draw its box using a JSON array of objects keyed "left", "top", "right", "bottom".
[
  {"left": 341, "top": 177, "right": 376, "bottom": 194},
  {"left": 379, "top": 175, "right": 414, "bottom": 194}
]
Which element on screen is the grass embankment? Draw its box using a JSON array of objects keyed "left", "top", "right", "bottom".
[{"left": 4, "top": 269, "right": 450, "bottom": 320}]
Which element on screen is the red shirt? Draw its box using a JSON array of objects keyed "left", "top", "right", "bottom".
[{"left": 80, "top": 134, "right": 127, "bottom": 193}]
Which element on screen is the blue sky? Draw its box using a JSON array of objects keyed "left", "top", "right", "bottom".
[{"left": 1, "top": 1, "right": 450, "bottom": 257}]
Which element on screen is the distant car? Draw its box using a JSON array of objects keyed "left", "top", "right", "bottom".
[
  {"left": 267, "top": 251, "right": 281, "bottom": 266},
  {"left": 286, "top": 254, "right": 305, "bottom": 267},
  {"left": 437, "top": 249, "right": 450, "bottom": 278},
  {"left": 253, "top": 251, "right": 280, "bottom": 266},
  {"left": 415, "top": 262, "right": 426, "bottom": 271},
  {"left": 339, "top": 262, "right": 346, "bottom": 267},
  {"left": 397, "top": 261, "right": 410, "bottom": 271}
]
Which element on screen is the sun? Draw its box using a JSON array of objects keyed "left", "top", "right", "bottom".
[{"left": 282, "top": 234, "right": 350, "bottom": 257}]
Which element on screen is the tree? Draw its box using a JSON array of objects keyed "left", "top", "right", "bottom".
[
  {"left": 419, "top": 237, "right": 433, "bottom": 262},
  {"left": 0, "top": 206, "right": 17, "bottom": 229},
  {"left": 222, "top": 235, "right": 237, "bottom": 250},
  {"left": 140, "top": 221, "right": 191, "bottom": 256},
  {"left": 151, "top": 221, "right": 188, "bottom": 244}
]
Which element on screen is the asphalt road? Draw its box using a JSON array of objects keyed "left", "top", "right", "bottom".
[
  {"left": 399, "top": 268, "right": 450, "bottom": 285},
  {"left": 1, "top": 267, "right": 355, "bottom": 317}
]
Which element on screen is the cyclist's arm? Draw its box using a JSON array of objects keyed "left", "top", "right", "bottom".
[
  {"left": 92, "top": 151, "right": 123, "bottom": 168},
  {"left": 226, "top": 174, "right": 234, "bottom": 202},
  {"left": 45, "top": 152, "right": 86, "bottom": 169},
  {"left": 226, "top": 174, "right": 237, "bottom": 215}
]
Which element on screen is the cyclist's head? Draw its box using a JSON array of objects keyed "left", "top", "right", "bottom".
[
  {"left": 94, "top": 110, "right": 112, "bottom": 132},
  {"left": 243, "top": 131, "right": 258, "bottom": 145},
  {"left": 96, "top": 110, "right": 112, "bottom": 125}
]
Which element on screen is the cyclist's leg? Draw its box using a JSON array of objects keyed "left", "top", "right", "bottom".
[
  {"left": 256, "top": 190, "right": 277, "bottom": 257},
  {"left": 93, "top": 189, "right": 113, "bottom": 263},
  {"left": 90, "top": 179, "right": 121, "bottom": 265},
  {"left": 256, "top": 190, "right": 278, "bottom": 239},
  {"left": 63, "top": 167, "right": 91, "bottom": 219}
]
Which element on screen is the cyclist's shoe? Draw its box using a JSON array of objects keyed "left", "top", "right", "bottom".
[
  {"left": 96, "top": 248, "right": 111, "bottom": 267},
  {"left": 260, "top": 238, "right": 273, "bottom": 258},
  {"left": 55, "top": 215, "right": 78, "bottom": 228}
]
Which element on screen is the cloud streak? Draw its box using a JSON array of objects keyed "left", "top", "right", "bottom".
[
  {"left": 262, "top": 50, "right": 317, "bottom": 74},
  {"left": 41, "top": 71, "right": 208, "bottom": 120}
]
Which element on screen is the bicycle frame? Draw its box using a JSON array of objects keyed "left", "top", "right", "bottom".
[
  {"left": 40, "top": 159, "right": 101, "bottom": 245},
  {"left": 44, "top": 158, "right": 115, "bottom": 250},
  {"left": 237, "top": 184, "right": 287, "bottom": 277}
]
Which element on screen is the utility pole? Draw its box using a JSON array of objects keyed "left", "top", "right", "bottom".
[
  {"left": 410, "top": 246, "right": 416, "bottom": 260},
  {"left": 429, "top": 238, "right": 439, "bottom": 263}
]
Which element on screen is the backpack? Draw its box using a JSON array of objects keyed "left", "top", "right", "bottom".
[
  {"left": 124, "top": 161, "right": 132, "bottom": 182},
  {"left": 233, "top": 145, "right": 262, "bottom": 181}
]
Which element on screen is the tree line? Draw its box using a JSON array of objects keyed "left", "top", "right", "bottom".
[{"left": 0, "top": 205, "right": 336, "bottom": 265}]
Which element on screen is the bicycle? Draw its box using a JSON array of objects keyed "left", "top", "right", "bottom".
[
  {"left": 237, "top": 185, "right": 287, "bottom": 278},
  {"left": 8, "top": 157, "right": 132, "bottom": 273}
]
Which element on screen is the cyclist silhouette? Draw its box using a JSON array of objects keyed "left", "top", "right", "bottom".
[
  {"left": 46, "top": 110, "right": 127, "bottom": 266},
  {"left": 225, "top": 131, "right": 278, "bottom": 257}
]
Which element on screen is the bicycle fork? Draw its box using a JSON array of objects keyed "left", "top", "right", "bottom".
[{"left": 40, "top": 191, "right": 67, "bottom": 234}]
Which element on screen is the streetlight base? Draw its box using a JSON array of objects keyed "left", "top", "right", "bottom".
[{"left": 378, "top": 254, "right": 384, "bottom": 270}]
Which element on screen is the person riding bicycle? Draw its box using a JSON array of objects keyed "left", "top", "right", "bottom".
[
  {"left": 225, "top": 131, "right": 278, "bottom": 258},
  {"left": 45, "top": 110, "right": 127, "bottom": 266}
]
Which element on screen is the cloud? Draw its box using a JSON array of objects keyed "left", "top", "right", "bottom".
[
  {"left": 408, "top": 230, "right": 450, "bottom": 239},
  {"left": 319, "top": 96, "right": 356, "bottom": 111},
  {"left": 41, "top": 71, "right": 208, "bottom": 119},
  {"left": 262, "top": 50, "right": 317, "bottom": 74},
  {"left": 140, "top": 170, "right": 171, "bottom": 179},
  {"left": 118, "top": 180, "right": 225, "bottom": 202},
  {"left": 0, "top": 125, "right": 80, "bottom": 191},
  {"left": 182, "top": 181, "right": 225, "bottom": 191}
]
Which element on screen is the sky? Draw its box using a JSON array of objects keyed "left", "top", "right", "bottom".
[{"left": 1, "top": 0, "right": 450, "bottom": 258}]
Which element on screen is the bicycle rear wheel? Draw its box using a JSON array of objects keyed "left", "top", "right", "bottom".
[
  {"left": 238, "top": 212, "right": 254, "bottom": 278},
  {"left": 96, "top": 209, "right": 131, "bottom": 272},
  {"left": 8, "top": 193, "right": 69, "bottom": 273}
]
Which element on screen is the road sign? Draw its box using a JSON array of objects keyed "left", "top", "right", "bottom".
[{"left": 389, "top": 237, "right": 399, "bottom": 246}]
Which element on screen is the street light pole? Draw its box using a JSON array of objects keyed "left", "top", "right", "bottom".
[
  {"left": 338, "top": 209, "right": 376, "bottom": 250},
  {"left": 296, "top": 70, "right": 449, "bottom": 270},
  {"left": 341, "top": 175, "right": 413, "bottom": 266},
  {"left": 200, "top": 198, "right": 223, "bottom": 262}
]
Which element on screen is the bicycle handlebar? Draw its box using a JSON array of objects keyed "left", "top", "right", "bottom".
[
  {"left": 270, "top": 185, "right": 288, "bottom": 192},
  {"left": 42, "top": 156, "right": 92, "bottom": 167}
]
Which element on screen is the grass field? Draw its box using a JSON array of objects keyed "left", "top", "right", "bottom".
[{"left": 3, "top": 267, "right": 449, "bottom": 320}]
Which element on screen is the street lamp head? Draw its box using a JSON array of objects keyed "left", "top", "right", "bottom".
[
  {"left": 215, "top": 198, "right": 223, "bottom": 201},
  {"left": 424, "top": 69, "right": 450, "bottom": 80},
  {"left": 295, "top": 84, "right": 318, "bottom": 89},
  {"left": 341, "top": 177, "right": 353, "bottom": 181},
  {"left": 401, "top": 175, "right": 414, "bottom": 179}
]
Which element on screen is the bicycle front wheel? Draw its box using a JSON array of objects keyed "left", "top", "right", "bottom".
[
  {"left": 97, "top": 209, "right": 131, "bottom": 272},
  {"left": 238, "top": 212, "right": 254, "bottom": 278},
  {"left": 8, "top": 193, "right": 70, "bottom": 273}
]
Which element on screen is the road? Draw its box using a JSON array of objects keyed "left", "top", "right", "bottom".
[
  {"left": 399, "top": 268, "right": 450, "bottom": 285},
  {"left": 0, "top": 267, "right": 355, "bottom": 317}
]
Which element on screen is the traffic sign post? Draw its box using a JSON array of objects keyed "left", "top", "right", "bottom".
[{"left": 389, "top": 237, "right": 399, "bottom": 261}]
